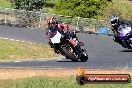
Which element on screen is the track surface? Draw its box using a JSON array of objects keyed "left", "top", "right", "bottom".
[{"left": 0, "top": 25, "right": 132, "bottom": 69}]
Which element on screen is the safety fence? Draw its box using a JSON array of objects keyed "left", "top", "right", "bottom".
[{"left": 0, "top": 7, "right": 112, "bottom": 34}]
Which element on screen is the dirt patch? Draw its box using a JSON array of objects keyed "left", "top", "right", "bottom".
[{"left": 0, "top": 69, "right": 132, "bottom": 80}]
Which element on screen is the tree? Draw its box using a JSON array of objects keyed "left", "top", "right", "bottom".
[
  {"left": 9, "top": 0, "right": 46, "bottom": 28},
  {"left": 54, "top": 0, "right": 109, "bottom": 18},
  {"left": 11, "top": 0, "right": 45, "bottom": 11}
]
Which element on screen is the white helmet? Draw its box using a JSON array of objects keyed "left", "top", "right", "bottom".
[{"left": 111, "top": 16, "right": 119, "bottom": 26}]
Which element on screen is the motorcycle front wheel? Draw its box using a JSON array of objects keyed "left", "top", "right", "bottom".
[
  {"left": 62, "top": 47, "right": 78, "bottom": 62},
  {"left": 126, "top": 34, "right": 132, "bottom": 49},
  {"left": 128, "top": 37, "right": 132, "bottom": 49},
  {"left": 79, "top": 48, "right": 88, "bottom": 62}
]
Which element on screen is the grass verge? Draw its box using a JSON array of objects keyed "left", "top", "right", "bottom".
[
  {"left": 0, "top": 38, "right": 58, "bottom": 61},
  {"left": 0, "top": 69, "right": 132, "bottom": 88},
  {"left": 0, "top": 76, "right": 132, "bottom": 88}
]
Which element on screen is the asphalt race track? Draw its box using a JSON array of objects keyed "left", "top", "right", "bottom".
[{"left": 0, "top": 25, "right": 132, "bottom": 69}]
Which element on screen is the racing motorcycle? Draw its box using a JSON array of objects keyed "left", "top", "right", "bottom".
[
  {"left": 118, "top": 24, "right": 132, "bottom": 49},
  {"left": 50, "top": 31, "right": 88, "bottom": 62}
]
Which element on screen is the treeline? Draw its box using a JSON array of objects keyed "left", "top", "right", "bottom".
[
  {"left": 10, "top": 0, "right": 111, "bottom": 18},
  {"left": 9, "top": 0, "right": 132, "bottom": 21},
  {"left": 53, "top": 0, "right": 111, "bottom": 18},
  {"left": 10, "top": 0, "right": 46, "bottom": 11},
  {"left": 10, "top": 0, "right": 55, "bottom": 11}
]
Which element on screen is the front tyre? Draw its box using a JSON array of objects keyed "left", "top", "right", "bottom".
[
  {"left": 79, "top": 52, "right": 88, "bottom": 62},
  {"left": 62, "top": 47, "right": 78, "bottom": 62},
  {"left": 126, "top": 34, "right": 132, "bottom": 49},
  {"left": 78, "top": 47, "right": 88, "bottom": 62},
  {"left": 128, "top": 37, "right": 132, "bottom": 49}
]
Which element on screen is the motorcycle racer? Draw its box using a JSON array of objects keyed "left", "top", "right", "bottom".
[
  {"left": 111, "top": 16, "right": 122, "bottom": 45},
  {"left": 46, "top": 16, "right": 59, "bottom": 48},
  {"left": 111, "top": 16, "right": 132, "bottom": 48},
  {"left": 46, "top": 16, "right": 80, "bottom": 55}
]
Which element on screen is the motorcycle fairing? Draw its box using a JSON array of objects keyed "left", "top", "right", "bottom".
[
  {"left": 50, "top": 31, "right": 62, "bottom": 44},
  {"left": 118, "top": 26, "right": 132, "bottom": 38}
]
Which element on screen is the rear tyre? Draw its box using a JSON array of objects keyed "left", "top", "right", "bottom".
[{"left": 62, "top": 47, "right": 78, "bottom": 62}]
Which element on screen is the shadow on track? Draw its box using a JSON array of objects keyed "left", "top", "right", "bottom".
[
  {"left": 57, "top": 60, "right": 83, "bottom": 62},
  {"left": 121, "top": 49, "right": 132, "bottom": 52}
]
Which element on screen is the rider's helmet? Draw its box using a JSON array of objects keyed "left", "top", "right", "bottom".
[
  {"left": 47, "top": 16, "right": 57, "bottom": 28},
  {"left": 110, "top": 16, "right": 119, "bottom": 26}
]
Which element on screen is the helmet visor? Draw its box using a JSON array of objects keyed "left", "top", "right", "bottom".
[{"left": 111, "top": 19, "right": 118, "bottom": 25}]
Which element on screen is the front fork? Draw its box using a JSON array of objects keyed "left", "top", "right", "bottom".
[{"left": 62, "top": 35, "right": 82, "bottom": 58}]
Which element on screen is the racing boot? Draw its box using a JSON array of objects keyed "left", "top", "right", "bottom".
[
  {"left": 114, "top": 37, "right": 127, "bottom": 48},
  {"left": 52, "top": 45, "right": 60, "bottom": 54},
  {"left": 113, "top": 37, "right": 122, "bottom": 45},
  {"left": 48, "top": 42, "right": 54, "bottom": 48}
]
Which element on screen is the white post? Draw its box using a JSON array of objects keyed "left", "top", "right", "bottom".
[
  {"left": 4, "top": 8, "right": 7, "bottom": 25},
  {"left": 39, "top": 12, "right": 42, "bottom": 29},
  {"left": 76, "top": 17, "right": 81, "bottom": 32},
  {"left": 91, "top": 19, "right": 97, "bottom": 33}
]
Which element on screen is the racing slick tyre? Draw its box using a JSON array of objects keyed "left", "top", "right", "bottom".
[
  {"left": 79, "top": 48, "right": 88, "bottom": 62},
  {"left": 79, "top": 54, "right": 88, "bottom": 62},
  {"left": 126, "top": 34, "right": 132, "bottom": 49},
  {"left": 62, "top": 47, "right": 78, "bottom": 62}
]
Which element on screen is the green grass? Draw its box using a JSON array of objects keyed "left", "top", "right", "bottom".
[
  {"left": 0, "top": 76, "right": 132, "bottom": 88},
  {"left": 0, "top": 39, "right": 58, "bottom": 60},
  {"left": 45, "top": 0, "right": 132, "bottom": 21},
  {"left": 0, "top": 0, "right": 12, "bottom": 8}
]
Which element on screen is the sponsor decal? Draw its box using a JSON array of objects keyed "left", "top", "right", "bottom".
[{"left": 76, "top": 68, "right": 131, "bottom": 85}]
